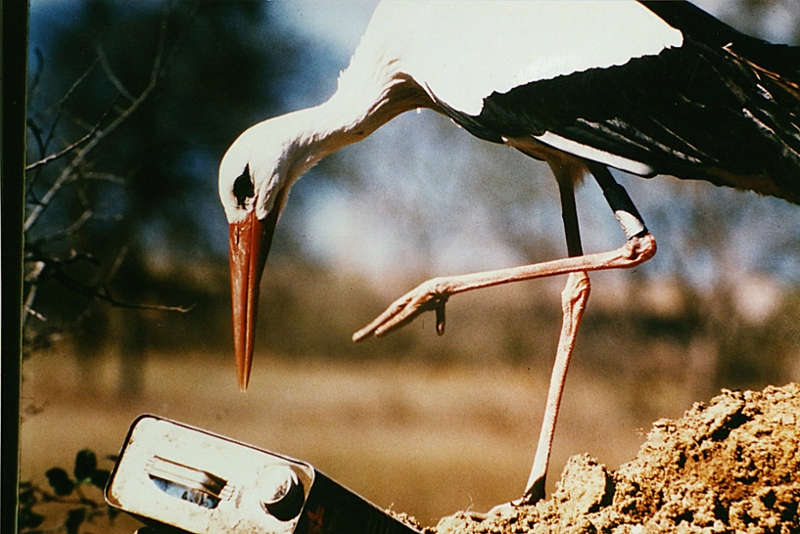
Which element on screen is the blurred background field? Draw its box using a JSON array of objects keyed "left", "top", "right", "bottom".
[
  {"left": 19, "top": 0, "right": 800, "bottom": 532},
  {"left": 20, "top": 267, "right": 800, "bottom": 531},
  {"left": 22, "top": 346, "right": 639, "bottom": 530}
]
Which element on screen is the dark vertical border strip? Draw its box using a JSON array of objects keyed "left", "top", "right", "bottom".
[{"left": 2, "top": 0, "right": 28, "bottom": 531}]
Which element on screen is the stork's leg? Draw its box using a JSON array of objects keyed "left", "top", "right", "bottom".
[
  {"left": 522, "top": 271, "right": 589, "bottom": 502},
  {"left": 351, "top": 166, "right": 654, "bottom": 341},
  {"left": 522, "top": 169, "right": 590, "bottom": 504},
  {"left": 522, "top": 163, "right": 652, "bottom": 504},
  {"left": 354, "top": 161, "right": 653, "bottom": 506}
]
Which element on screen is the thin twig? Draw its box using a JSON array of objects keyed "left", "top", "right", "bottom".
[
  {"left": 26, "top": 94, "right": 123, "bottom": 172},
  {"left": 80, "top": 172, "right": 126, "bottom": 184},
  {"left": 25, "top": 249, "right": 100, "bottom": 269},
  {"left": 30, "top": 258, "right": 194, "bottom": 313},
  {"left": 25, "top": 246, "right": 195, "bottom": 314},
  {"left": 25, "top": 214, "right": 92, "bottom": 247},
  {"left": 26, "top": 131, "right": 94, "bottom": 172},
  {"left": 41, "top": 59, "right": 100, "bottom": 153},
  {"left": 22, "top": 285, "right": 43, "bottom": 327},
  {"left": 22, "top": 3, "right": 191, "bottom": 325},
  {"left": 27, "top": 48, "right": 45, "bottom": 101},
  {"left": 24, "top": 15, "right": 169, "bottom": 233},
  {"left": 96, "top": 44, "right": 135, "bottom": 102},
  {"left": 23, "top": 306, "right": 47, "bottom": 323},
  {"left": 72, "top": 275, "right": 195, "bottom": 313},
  {"left": 106, "top": 245, "right": 129, "bottom": 282},
  {"left": 52, "top": 58, "right": 101, "bottom": 112},
  {"left": 24, "top": 212, "right": 93, "bottom": 246},
  {"left": 63, "top": 210, "right": 93, "bottom": 237},
  {"left": 26, "top": 119, "right": 46, "bottom": 159},
  {"left": 25, "top": 58, "right": 100, "bottom": 191}
]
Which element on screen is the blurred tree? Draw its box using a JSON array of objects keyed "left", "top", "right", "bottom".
[{"left": 24, "top": 0, "right": 316, "bottom": 390}]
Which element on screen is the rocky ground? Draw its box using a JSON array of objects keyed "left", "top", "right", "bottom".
[{"left": 419, "top": 383, "right": 800, "bottom": 534}]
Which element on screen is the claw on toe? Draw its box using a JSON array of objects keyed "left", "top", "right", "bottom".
[
  {"left": 435, "top": 302, "right": 446, "bottom": 335},
  {"left": 352, "top": 323, "right": 374, "bottom": 342},
  {"left": 521, "top": 473, "right": 546, "bottom": 506},
  {"left": 351, "top": 282, "right": 452, "bottom": 342},
  {"left": 470, "top": 498, "right": 531, "bottom": 522}
]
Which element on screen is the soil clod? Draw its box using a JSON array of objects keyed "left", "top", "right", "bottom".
[{"left": 431, "top": 383, "right": 800, "bottom": 534}]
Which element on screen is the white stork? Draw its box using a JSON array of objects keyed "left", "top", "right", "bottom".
[{"left": 219, "top": 0, "right": 800, "bottom": 504}]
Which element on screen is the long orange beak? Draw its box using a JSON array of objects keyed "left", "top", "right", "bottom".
[{"left": 228, "top": 208, "right": 278, "bottom": 391}]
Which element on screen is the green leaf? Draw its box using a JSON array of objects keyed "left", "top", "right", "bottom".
[
  {"left": 18, "top": 506, "right": 45, "bottom": 529},
  {"left": 74, "top": 449, "right": 98, "bottom": 481},
  {"left": 107, "top": 505, "right": 121, "bottom": 521},
  {"left": 64, "top": 508, "right": 86, "bottom": 534},
  {"left": 18, "top": 486, "right": 37, "bottom": 507},
  {"left": 45, "top": 467, "right": 74, "bottom": 496},
  {"left": 90, "top": 468, "right": 111, "bottom": 489}
]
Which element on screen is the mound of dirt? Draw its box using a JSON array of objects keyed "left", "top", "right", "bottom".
[{"left": 431, "top": 383, "right": 800, "bottom": 534}]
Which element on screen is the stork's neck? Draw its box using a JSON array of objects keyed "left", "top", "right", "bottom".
[{"left": 280, "top": 56, "right": 431, "bottom": 181}]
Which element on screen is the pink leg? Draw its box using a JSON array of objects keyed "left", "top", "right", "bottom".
[
  {"left": 354, "top": 159, "right": 654, "bottom": 508},
  {"left": 522, "top": 270, "right": 590, "bottom": 503},
  {"left": 351, "top": 233, "right": 654, "bottom": 342}
]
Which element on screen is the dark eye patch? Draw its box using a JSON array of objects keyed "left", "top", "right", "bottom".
[{"left": 233, "top": 164, "right": 254, "bottom": 208}]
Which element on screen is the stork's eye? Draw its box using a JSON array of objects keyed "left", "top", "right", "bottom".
[{"left": 233, "top": 164, "right": 254, "bottom": 208}]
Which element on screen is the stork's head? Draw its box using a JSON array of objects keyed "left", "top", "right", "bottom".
[{"left": 218, "top": 119, "right": 303, "bottom": 391}]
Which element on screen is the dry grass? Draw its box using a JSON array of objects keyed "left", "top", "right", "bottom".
[{"left": 19, "top": 349, "right": 670, "bottom": 531}]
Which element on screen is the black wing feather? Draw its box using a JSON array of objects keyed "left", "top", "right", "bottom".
[
  {"left": 436, "top": 1, "right": 800, "bottom": 205},
  {"left": 641, "top": 0, "right": 800, "bottom": 85}
]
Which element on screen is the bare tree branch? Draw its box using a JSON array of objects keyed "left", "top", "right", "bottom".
[
  {"left": 24, "top": 251, "right": 195, "bottom": 315},
  {"left": 96, "top": 45, "right": 135, "bottom": 102},
  {"left": 22, "top": 283, "right": 43, "bottom": 327},
  {"left": 22, "top": 2, "right": 194, "bottom": 341},
  {"left": 26, "top": 131, "right": 94, "bottom": 173},
  {"left": 24, "top": 5, "right": 170, "bottom": 233},
  {"left": 26, "top": 119, "right": 46, "bottom": 160},
  {"left": 62, "top": 210, "right": 93, "bottom": 237},
  {"left": 27, "top": 48, "right": 45, "bottom": 102},
  {"left": 81, "top": 172, "right": 126, "bottom": 184},
  {"left": 27, "top": 58, "right": 100, "bottom": 175},
  {"left": 58, "top": 276, "right": 195, "bottom": 314},
  {"left": 25, "top": 94, "right": 122, "bottom": 172}
]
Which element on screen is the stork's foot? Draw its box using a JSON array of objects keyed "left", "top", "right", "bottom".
[
  {"left": 352, "top": 277, "right": 450, "bottom": 341},
  {"left": 468, "top": 495, "right": 539, "bottom": 522},
  {"left": 352, "top": 233, "right": 654, "bottom": 343},
  {"left": 520, "top": 476, "right": 546, "bottom": 505}
]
